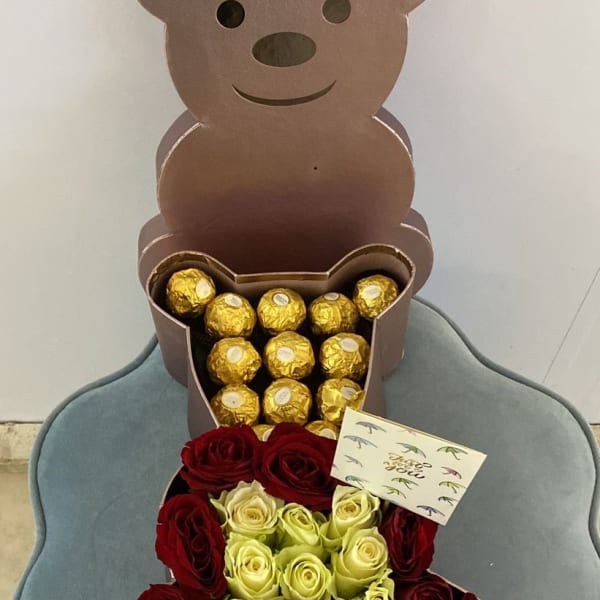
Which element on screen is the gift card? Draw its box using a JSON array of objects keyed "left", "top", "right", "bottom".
[{"left": 331, "top": 409, "right": 487, "bottom": 526}]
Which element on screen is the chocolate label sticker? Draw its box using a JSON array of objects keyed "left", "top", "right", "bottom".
[{"left": 331, "top": 409, "right": 487, "bottom": 526}]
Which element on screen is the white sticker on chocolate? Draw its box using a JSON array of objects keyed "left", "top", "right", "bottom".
[
  {"left": 276, "top": 347, "right": 295, "bottom": 363},
  {"left": 340, "top": 337, "right": 359, "bottom": 353},
  {"left": 222, "top": 392, "right": 243, "bottom": 409},
  {"left": 363, "top": 284, "right": 381, "bottom": 300},
  {"left": 225, "top": 294, "right": 243, "bottom": 308},
  {"left": 274, "top": 388, "right": 292, "bottom": 406},
  {"left": 273, "top": 293, "right": 290, "bottom": 306},
  {"left": 226, "top": 346, "right": 244, "bottom": 364}
]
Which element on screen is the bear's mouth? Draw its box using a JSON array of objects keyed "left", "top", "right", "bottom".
[{"left": 233, "top": 81, "right": 336, "bottom": 106}]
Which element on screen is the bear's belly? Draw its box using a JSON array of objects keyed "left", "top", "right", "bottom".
[{"left": 156, "top": 121, "right": 414, "bottom": 273}]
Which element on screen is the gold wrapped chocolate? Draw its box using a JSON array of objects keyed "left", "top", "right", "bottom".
[
  {"left": 263, "top": 378, "right": 312, "bottom": 425},
  {"left": 319, "top": 333, "right": 370, "bottom": 380},
  {"left": 210, "top": 384, "right": 260, "bottom": 426},
  {"left": 263, "top": 331, "right": 315, "bottom": 380},
  {"left": 257, "top": 288, "right": 306, "bottom": 334},
  {"left": 305, "top": 420, "right": 339, "bottom": 440},
  {"left": 308, "top": 292, "right": 359, "bottom": 336},
  {"left": 353, "top": 274, "right": 400, "bottom": 320},
  {"left": 204, "top": 293, "right": 256, "bottom": 338},
  {"left": 253, "top": 423, "right": 275, "bottom": 441},
  {"left": 206, "top": 338, "right": 262, "bottom": 385},
  {"left": 316, "top": 378, "right": 365, "bottom": 426},
  {"left": 165, "top": 268, "right": 216, "bottom": 318}
]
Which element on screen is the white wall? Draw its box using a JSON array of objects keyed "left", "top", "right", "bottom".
[{"left": 1, "top": 0, "right": 598, "bottom": 422}]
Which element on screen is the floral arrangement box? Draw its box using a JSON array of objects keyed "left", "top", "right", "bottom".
[{"left": 136, "top": 0, "right": 435, "bottom": 437}]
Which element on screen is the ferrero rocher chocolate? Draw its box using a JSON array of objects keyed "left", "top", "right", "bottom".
[
  {"left": 316, "top": 378, "right": 365, "bottom": 426},
  {"left": 308, "top": 292, "right": 359, "bottom": 336},
  {"left": 257, "top": 288, "right": 306, "bottom": 334},
  {"left": 319, "top": 333, "right": 370, "bottom": 381},
  {"left": 263, "top": 378, "right": 312, "bottom": 425},
  {"left": 210, "top": 384, "right": 260, "bottom": 426},
  {"left": 204, "top": 293, "right": 256, "bottom": 338},
  {"left": 353, "top": 274, "right": 400, "bottom": 320},
  {"left": 263, "top": 331, "right": 315, "bottom": 380},
  {"left": 253, "top": 423, "right": 275, "bottom": 441},
  {"left": 165, "top": 268, "right": 217, "bottom": 318},
  {"left": 305, "top": 420, "right": 339, "bottom": 440},
  {"left": 206, "top": 338, "right": 261, "bottom": 385}
]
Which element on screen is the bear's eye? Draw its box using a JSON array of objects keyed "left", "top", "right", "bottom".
[
  {"left": 322, "top": 0, "right": 351, "bottom": 24},
  {"left": 217, "top": 1, "right": 245, "bottom": 28}
]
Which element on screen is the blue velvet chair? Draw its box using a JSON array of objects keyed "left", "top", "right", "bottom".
[{"left": 14, "top": 299, "right": 600, "bottom": 599}]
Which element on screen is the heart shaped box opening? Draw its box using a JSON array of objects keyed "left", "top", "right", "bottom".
[{"left": 145, "top": 244, "right": 415, "bottom": 438}]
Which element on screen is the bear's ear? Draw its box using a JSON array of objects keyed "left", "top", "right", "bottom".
[
  {"left": 400, "top": 0, "right": 427, "bottom": 13},
  {"left": 138, "top": 0, "right": 173, "bottom": 20}
]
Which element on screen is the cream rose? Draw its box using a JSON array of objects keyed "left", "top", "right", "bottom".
[
  {"left": 225, "top": 534, "right": 280, "bottom": 600},
  {"left": 277, "top": 503, "right": 326, "bottom": 548},
  {"left": 322, "top": 486, "right": 380, "bottom": 550},
  {"left": 332, "top": 527, "right": 390, "bottom": 599},
  {"left": 279, "top": 552, "right": 333, "bottom": 600},
  {"left": 212, "top": 480, "right": 283, "bottom": 543}
]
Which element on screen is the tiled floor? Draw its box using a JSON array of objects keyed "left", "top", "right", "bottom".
[{"left": 1, "top": 427, "right": 599, "bottom": 599}]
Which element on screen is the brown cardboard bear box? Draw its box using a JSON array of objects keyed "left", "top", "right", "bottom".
[{"left": 137, "top": 0, "right": 434, "bottom": 437}]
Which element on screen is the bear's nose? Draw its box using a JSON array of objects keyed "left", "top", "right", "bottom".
[{"left": 252, "top": 32, "right": 316, "bottom": 67}]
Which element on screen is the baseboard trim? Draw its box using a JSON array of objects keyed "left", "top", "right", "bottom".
[{"left": 0, "top": 423, "right": 43, "bottom": 462}]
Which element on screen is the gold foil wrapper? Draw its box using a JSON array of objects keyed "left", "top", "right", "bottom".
[
  {"left": 253, "top": 423, "right": 276, "bottom": 441},
  {"left": 204, "top": 293, "right": 257, "bottom": 338},
  {"left": 353, "top": 274, "right": 400, "bottom": 320},
  {"left": 165, "top": 268, "right": 216, "bottom": 318},
  {"left": 263, "top": 331, "right": 315, "bottom": 380},
  {"left": 206, "top": 338, "right": 262, "bottom": 385},
  {"left": 210, "top": 384, "right": 260, "bottom": 426},
  {"left": 316, "top": 378, "right": 365, "bottom": 426},
  {"left": 257, "top": 288, "right": 306, "bottom": 334},
  {"left": 263, "top": 378, "right": 312, "bottom": 425},
  {"left": 308, "top": 292, "right": 359, "bottom": 336},
  {"left": 305, "top": 420, "right": 339, "bottom": 440},
  {"left": 319, "top": 333, "right": 370, "bottom": 381}
]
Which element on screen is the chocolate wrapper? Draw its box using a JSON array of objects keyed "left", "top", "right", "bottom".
[
  {"left": 316, "top": 378, "right": 365, "bottom": 426},
  {"left": 353, "top": 274, "right": 399, "bottom": 320},
  {"left": 305, "top": 420, "right": 339, "bottom": 439},
  {"left": 263, "top": 331, "right": 315, "bottom": 380},
  {"left": 210, "top": 384, "right": 260, "bottom": 426},
  {"left": 257, "top": 288, "right": 306, "bottom": 334},
  {"left": 204, "top": 293, "right": 256, "bottom": 338},
  {"left": 308, "top": 292, "right": 359, "bottom": 336},
  {"left": 263, "top": 378, "right": 312, "bottom": 425},
  {"left": 165, "top": 268, "right": 216, "bottom": 318},
  {"left": 319, "top": 333, "right": 370, "bottom": 380},
  {"left": 206, "top": 338, "right": 262, "bottom": 385},
  {"left": 253, "top": 423, "right": 276, "bottom": 441}
]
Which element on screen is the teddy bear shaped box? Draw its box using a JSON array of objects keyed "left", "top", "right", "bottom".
[
  {"left": 133, "top": 2, "right": 488, "bottom": 598},
  {"left": 137, "top": 0, "right": 435, "bottom": 438}
]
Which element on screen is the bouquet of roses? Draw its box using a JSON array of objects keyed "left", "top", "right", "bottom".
[{"left": 138, "top": 424, "right": 478, "bottom": 600}]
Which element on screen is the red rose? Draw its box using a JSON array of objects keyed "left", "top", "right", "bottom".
[
  {"left": 459, "top": 594, "right": 479, "bottom": 600},
  {"left": 396, "top": 574, "right": 453, "bottom": 600},
  {"left": 181, "top": 425, "right": 259, "bottom": 494},
  {"left": 155, "top": 494, "right": 227, "bottom": 599},
  {"left": 380, "top": 506, "right": 438, "bottom": 581},
  {"left": 255, "top": 423, "right": 339, "bottom": 511},
  {"left": 137, "top": 584, "right": 184, "bottom": 599}
]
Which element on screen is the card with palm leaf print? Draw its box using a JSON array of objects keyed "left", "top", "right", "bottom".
[{"left": 331, "top": 408, "right": 487, "bottom": 525}]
